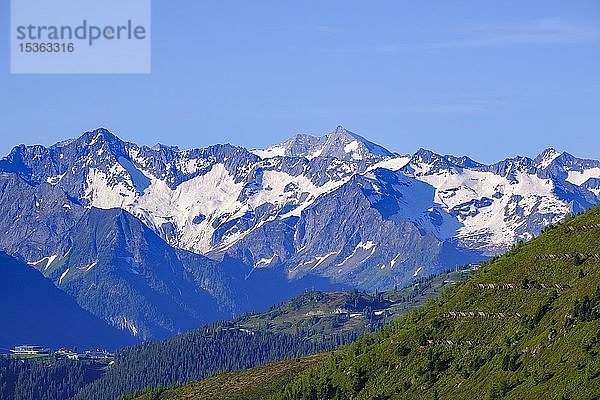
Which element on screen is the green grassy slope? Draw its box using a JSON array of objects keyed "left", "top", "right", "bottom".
[
  {"left": 144, "top": 207, "right": 600, "bottom": 400},
  {"left": 271, "top": 208, "right": 600, "bottom": 400},
  {"left": 129, "top": 354, "right": 328, "bottom": 400}
]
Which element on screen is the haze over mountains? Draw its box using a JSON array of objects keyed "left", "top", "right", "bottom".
[{"left": 0, "top": 126, "right": 598, "bottom": 341}]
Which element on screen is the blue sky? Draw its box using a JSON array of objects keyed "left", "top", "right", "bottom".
[{"left": 1, "top": 1, "right": 599, "bottom": 163}]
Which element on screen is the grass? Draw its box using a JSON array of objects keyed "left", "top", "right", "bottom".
[
  {"left": 264, "top": 207, "right": 600, "bottom": 399},
  {"left": 131, "top": 354, "right": 328, "bottom": 400}
]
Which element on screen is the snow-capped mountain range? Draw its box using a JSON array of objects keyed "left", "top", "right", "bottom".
[
  {"left": 0, "top": 126, "right": 598, "bottom": 338},
  {"left": 3, "top": 126, "right": 599, "bottom": 275}
]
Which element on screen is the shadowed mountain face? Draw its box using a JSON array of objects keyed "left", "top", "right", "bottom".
[
  {"left": 17, "top": 206, "right": 347, "bottom": 341},
  {"left": 0, "top": 126, "right": 598, "bottom": 338},
  {"left": 48, "top": 207, "right": 227, "bottom": 340},
  {"left": 0, "top": 252, "right": 134, "bottom": 350}
]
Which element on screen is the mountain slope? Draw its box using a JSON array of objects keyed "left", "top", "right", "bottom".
[
  {"left": 38, "top": 207, "right": 229, "bottom": 340},
  {"left": 129, "top": 354, "right": 328, "bottom": 400},
  {"left": 0, "top": 252, "right": 133, "bottom": 350},
  {"left": 266, "top": 207, "right": 600, "bottom": 399},
  {"left": 284, "top": 169, "right": 481, "bottom": 289}
]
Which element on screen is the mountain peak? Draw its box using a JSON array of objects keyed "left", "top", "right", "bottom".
[
  {"left": 151, "top": 143, "right": 180, "bottom": 152},
  {"left": 328, "top": 125, "right": 374, "bottom": 144},
  {"left": 76, "top": 128, "right": 123, "bottom": 149},
  {"left": 541, "top": 147, "right": 559, "bottom": 154},
  {"left": 330, "top": 125, "right": 363, "bottom": 140},
  {"left": 333, "top": 125, "right": 348, "bottom": 135},
  {"left": 533, "top": 148, "right": 562, "bottom": 169},
  {"left": 412, "top": 148, "right": 445, "bottom": 164},
  {"left": 70, "top": 128, "right": 128, "bottom": 159},
  {"left": 414, "top": 147, "right": 436, "bottom": 157},
  {"left": 253, "top": 126, "right": 393, "bottom": 161},
  {"left": 92, "top": 127, "right": 119, "bottom": 141},
  {"left": 319, "top": 126, "right": 394, "bottom": 160}
]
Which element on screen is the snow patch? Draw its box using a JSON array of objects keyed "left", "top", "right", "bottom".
[
  {"left": 367, "top": 156, "right": 411, "bottom": 172},
  {"left": 252, "top": 145, "right": 286, "bottom": 159},
  {"left": 131, "top": 163, "right": 245, "bottom": 253},
  {"left": 336, "top": 241, "right": 377, "bottom": 268},
  {"left": 566, "top": 168, "right": 600, "bottom": 186},
  {"left": 46, "top": 173, "right": 66, "bottom": 185},
  {"left": 59, "top": 268, "right": 70, "bottom": 284},
  {"left": 255, "top": 254, "right": 277, "bottom": 268},
  {"left": 250, "top": 170, "right": 350, "bottom": 219},
  {"left": 410, "top": 167, "right": 568, "bottom": 253},
  {"left": 82, "top": 261, "right": 98, "bottom": 272},
  {"left": 344, "top": 141, "right": 359, "bottom": 153},
  {"left": 309, "top": 148, "right": 323, "bottom": 159},
  {"left": 357, "top": 241, "right": 376, "bottom": 250},
  {"left": 311, "top": 252, "right": 339, "bottom": 270},
  {"left": 89, "top": 133, "right": 101, "bottom": 146},
  {"left": 29, "top": 254, "right": 57, "bottom": 271},
  {"left": 84, "top": 166, "right": 138, "bottom": 209},
  {"left": 45, "top": 255, "right": 57, "bottom": 271}
]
